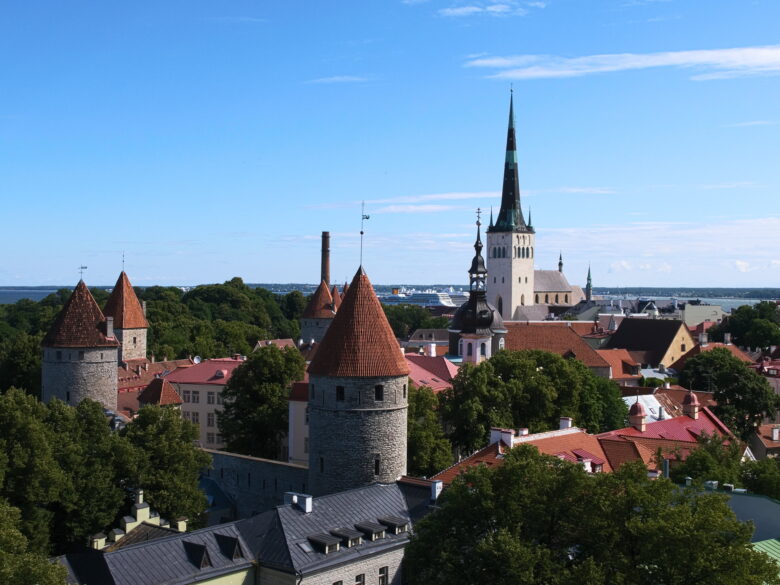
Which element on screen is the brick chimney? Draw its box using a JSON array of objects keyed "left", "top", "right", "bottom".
[{"left": 321, "top": 231, "right": 330, "bottom": 286}]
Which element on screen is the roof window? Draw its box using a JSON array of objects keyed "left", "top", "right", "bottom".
[
  {"left": 355, "top": 521, "right": 386, "bottom": 541},
  {"left": 330, "top": 527, "right": 363, "bottom": 548},
  {"left": 378, "top": 516, "right": 409, "bottom": 535},
  {"left": 307, "top": 533, "right": 341, "bottom": 554}
]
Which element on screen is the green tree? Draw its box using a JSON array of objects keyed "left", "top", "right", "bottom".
[
  {"left": 710, "top": 301, "right": 780, "bottom": 345},
  {"left": 668, "top": 432, "right": 743, "bottom": 487},
  {"left": 382, "top": 304, "right": 449, "bottom": 338},
  {"left": 218, "top": 345, "right": 305, "bottom": 458},
  {"left": 745, "top": 318, "right": 780, "bottom": 349},
  {"left": 405, "top": 446, "right": 780, "bottom": 585},
  {"left": 406, "top": 385, "right": 452, "bottom": 477},
  {"left": 742, "top": 458, "right": 780, "bottom": 500},
  {"left": 0, "top": 331, "right": 42, "bottom": 397},
  {"left": 680, "top": 347, "right": 779, "bottom": 439},
  {"left": 121, "top": 406, "right": 210, "bottom": 526},
  {"left": 0, "top": 500, "right": 67, "bottom": 585}
]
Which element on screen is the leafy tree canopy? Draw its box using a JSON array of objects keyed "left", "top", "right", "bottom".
[
  {"left": 405, "top": 445, "right": 780, "bottom": 585},
  {"left": 381, "top": 304, "right": 449, "bottom": 339},
  {"left": 406, "top": 385, "right": 453, "bottom": 477},
  {"left": 440, "top": 350, "right": 627, "bottom": 453},
  {"left": 218, "top": 345, "right": 305, "bottom": 459},
  {"left": 709, "top": 301, "right": 780, "bottom": 346},
  {"left": 680, "top": 347, "right": 779, "bottom": 439}
]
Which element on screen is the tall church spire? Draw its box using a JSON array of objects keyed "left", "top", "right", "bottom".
[
  {"left": 558, "top": 252, "right": 563, "bottom": 273},
  {"left": 469, "top": 211, "right": 488, "bottom": 291},
  {"left": 490, "top": 92, "right": 531, "bottom": 233},
  {"left": 586, "top": 265, "right": 593, "bottom": 302}
]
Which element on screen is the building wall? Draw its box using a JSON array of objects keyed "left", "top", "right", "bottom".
[
  {"left": 486, "top": 231, "right": 535, "bottom": 319},
  {"left": 288, "top": 399, "right": 309, "bottom": 466},
  {"left": 172, "top": 382, "right": 226, "bottom": 449},
  {"left": 300, "top": 318, "right": 333, "bottom": 344},
  {"left": 681, "top": 305, "right": 725, "bottom": 327},
  {"left": 190, "top": 568, "right": 254, "bottom": 585},
  {"left": 205, "top": 450, "right": 308, "bottom": 519},
  {"left": 302, "top": 545, "right": 406, "bottom": 585},
  {"left": 659, "top": 327, "right": 696, "bottom": 368},
  {"left": 308, "top": 375, "right": 408, "bottom": 496},
  {"left": 115, "top": 327, "right": 147, "bottom": 361},
  {"left": 534, "top": 290, "right": 572, "bottom": 306},
  {"left": 41, "top": 346, "right": 118, "bottom": 410}
]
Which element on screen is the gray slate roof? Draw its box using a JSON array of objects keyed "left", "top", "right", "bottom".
[{"left": 534, "top": 270, "right": 572, "bottom": 293}]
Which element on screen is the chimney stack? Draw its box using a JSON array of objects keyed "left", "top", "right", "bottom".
[
  {"left": 724, "top": 332, "right": 732, "bottom": 345},
  {"left": 559, "top": 417, "right": 573, "bottom": 430},
  {"left": 321, "top": 231, "right": 330, "bottom": 286},
  {"left": 142, "top": 300, "right": 147, "bottom": 317},
  {"left": 106, "top": 316, "right": 114, "bottom": 338},
  {"left": 699, "top": 332, "right": 708, "bottom": 346},
  {"left": 772, "top": 426, "right": 780, "bottom": 442}
]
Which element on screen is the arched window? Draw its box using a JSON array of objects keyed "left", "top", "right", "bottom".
[
  {"left": 497, "top": 296, "right": 503, "bottom": 316},
  {"left": 526, "top": 247, "right": 530, "bottom": 258},
  {"left": 565, "top": 294, "right": 569, "bottom": 303},
  {"left": 521, "top": 294, "right": 525, "bottom": 306},
  {"left": 531, "top": 247, "right": 534, "bottom": 258},
  {"left": 545, "top": 294, "right": 549, "bottom": 303},
  {"left": 467, "top": 343, "right": 473, "bottom": 356},
  {"left": 458, "top": 339, "right": 463, "bottom": 356},
  {"left": 535, "top": 294, "right": 540, "bottom": 303},
  {"left": 480, "top": 343, "right": 487, "bottom": 356},
  {"left": 555, "top": 294, "right": 559, "bottom": 303},
  {"left": 498, "top": 338, "right": 505, "bottom": 350}
]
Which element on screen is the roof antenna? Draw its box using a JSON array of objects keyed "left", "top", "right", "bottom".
[
  {"left": 360, "top": 200, "right": 370, "bottom": 266},
  {"left": 78, "top": 265, "right": 88, "bottom": 281},
  {"left": 122, "top": 251, "right": 125, "bottom": 272}
]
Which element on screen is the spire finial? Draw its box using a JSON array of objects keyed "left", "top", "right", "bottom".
[
  {"left": 78, "top": 265, "right": 87, "bottom": 280},
  {"left": 360, "top": 201, "right": 370, "bottom": 266},
  {"left": 122, "top": 251, "right": 125, "bottom": 272}
]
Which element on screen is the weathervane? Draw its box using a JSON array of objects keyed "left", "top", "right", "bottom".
[
  {"left": 360, "top": 200, "right": 370, "bottom": 266},
  {"left": 476, "top": 207, "right": 482, "bottom": 227},
  {"left": 122, "top": 251, "right": 125, "bottom": 272},
  {"left": 78, "top": 265, "right": 88, "bottom": 280}
]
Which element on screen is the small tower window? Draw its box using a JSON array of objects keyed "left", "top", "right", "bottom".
[
  {"left": 56, "top": 351, "right": 62, "bottom": 361},
  {"left": 521, "top": 294, "right": 525, "bottom": 306},
  {"left": 375, "top": 385, "right": 384, "bottom": 401},
  {"left": 336, "top": 386, "right": 345, "bottom": 401},
  {"left": 545, "top": 294, "right": 549, "bottom": 303},
  {"left": 78, "top": 351, "right": 84, "bottom": 360},
  {"left": 480, "top": 343, "right": 486, "bottom": 356},
  {"left": 499, "top": 338, "right": 505, "bottom": 350},
  {"left": 374, "top": 456, "right": 381, "bottom": 476},
  {"left": 535, "top": 294, "right": 539, "bottom": 303},
  {"left": 555, "top": 294, "right": 559, "bottom": 304},
  {"left": 467, "top": 343, "right": 473, "bottom": 356},
  {"left": 403, "top": 384, "right": 407, "bottom": 398},
  {"left": 133, "top": 336, "right": 137, "bottom": 345},
  {"left": 458, "top": 339, "right": 463, "bottom": 356}
]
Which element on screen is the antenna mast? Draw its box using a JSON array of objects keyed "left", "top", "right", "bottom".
[{"left": 360, "top": 201, "right": 370, "bottom": 266}]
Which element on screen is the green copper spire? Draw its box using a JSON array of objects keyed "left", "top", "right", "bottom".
[
  {"left": 586, "top": 264, "right": 593, "bottom": 302},
  {"left": 490, "top": 91, "right": 532, "bottom": 234}
]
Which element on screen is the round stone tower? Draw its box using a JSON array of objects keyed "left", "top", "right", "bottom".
[
  {"left": 41, "top": 280, "right": 119, "bottom": 410},
  {"left": 103, "top": 271, "right": 149, "bottom": 362},
  {"left": 306, "top": 266, "right": 410, "bottom": 496},
  {"left": 299, "top": 280, "right": 336, "bottom": 344}
]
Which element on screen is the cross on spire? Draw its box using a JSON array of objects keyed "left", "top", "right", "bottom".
[
  {"left": 78, "top": 265, "right": 88, "bottom": 280},
  {"left": 360, "top": 201, "right": 370, "bottom": 266}
]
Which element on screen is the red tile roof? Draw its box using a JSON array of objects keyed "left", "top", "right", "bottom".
[
  {"left": 102, "top": 271, "right": 148, "bottom": 330},
  {"left": 42, "top": 281, "right": 119, "bottom": 348},
  {"left": 254, "top": 338, "right": 296, "bottom": 351},
  {"left": 138, "top": 377, "right": 183, "bottom": 406},
  {"left": 655, "top": 387, "right": 716, "bottom": 410},
  {"left": 165, "top": 356, "right": 246, "bottom": 385},
  {"left": 432, "top": 441, "right": 507, "bottom": 485},
  {"left": 117, "top": 358, "right": 194, "bottom": 392},
  {"left": 331, "top": 285, "right": 342, "bottom": 311},
  {"left": 308, "top": 268, "right": 409, "bottom": 378},
  {"left": 599, "top": 407, "right": 731, "bottom": 442},
  {"left": 598, "top": 438, "right": 645, "bottom": 470},
  {"left": 405, "top": 355, "right": 459, "bottom": 393},
  {"left": 514, "top": 428, "right": 612, "bottom": 471},
  {"left": 504, "top": 323, "right": 609, "bottom": 368},
  {"left": 596, "top": 348, "right": 641, "bottom": 381},
  {"left": 302, "top": 280, "right": 335, "bottom": 319},
  {"left": 754, "top": 423, "right": 780, "bottom": 449},
  {"left": 669, "top": 342, "right": 753, "bottom": 371}
]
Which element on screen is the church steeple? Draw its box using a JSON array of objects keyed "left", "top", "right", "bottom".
[
  {"left": 469, "top": 211, "right": 488, "bottom": 291},
  {"left": 558, "top": 252, "right": 563, "bottom": 273},
  {"left": 586, "top": 265, "right": 593, "bottom": 302},
  {"left": 490, "top": 92, "right": 532, "bottom": 234}
]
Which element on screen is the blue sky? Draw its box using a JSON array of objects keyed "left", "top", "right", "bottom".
[{"left": 1, "top": 0, "right": 778, "bottom": 288}]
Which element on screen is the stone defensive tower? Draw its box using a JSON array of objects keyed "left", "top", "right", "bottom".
[
  {"left": 306, "top": 266, "right": 410, "bottom": 496},
  {"left": 41, "top": 280, "right": 119, "bottom": 410},
  {"left": 486, "top": 92, "right": 535, "bottom": 320},
  {"left": 299, "top": 280, "right": 336, "bottom": 343},
  {"left": 103, "top": 271, "right": 148, "bottom": 362}
]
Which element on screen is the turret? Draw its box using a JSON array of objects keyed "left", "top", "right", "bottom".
[
  {"left": 41, "top": 280, "right": 119, "bottom": 410},
  {"left": 103, "top": 271, "right": 148, "bottom": 362},
  {"left": 307, "top": 267, "right": 409, "bottom": 496},
  {"left": 300, "top": 280, "right": 335, "bottom": 343},
  {"left": 629, "top": 398, "right": 646, "bottom": 432}
]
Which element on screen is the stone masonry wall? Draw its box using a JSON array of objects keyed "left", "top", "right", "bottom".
[
  {"left": 204, "top": 450, "right": 308, "bottom": 518},
  {"left": 41, "top": 346, "right": 118, "bottom": 410},
  {"left": 115, "top": 327, "right": 147, "bottom": 361},
  {"left": 300, "top": 318, "right": 333, "bottom": 344},
  {"left": 308, "top": 375, "right": 408, "bottom": 496}
]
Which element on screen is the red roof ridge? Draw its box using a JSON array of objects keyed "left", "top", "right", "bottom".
[
  {"left": 308, "top": 267, "right": 409, "bottom": 378},
  {"left": 302, "top": 280, "right": 335, "bottom": 319},
  {"left": 138, "top": 377, "right": 182, "bottom": 406},
  {"left": 42, "top": 281, "right": 119, "bottom": 348},
  {"left": 103, "top": 271, "right": 149, "bottom": 329}
]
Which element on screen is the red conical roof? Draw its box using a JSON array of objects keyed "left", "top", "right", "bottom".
[
  {"left": 42, "top": 281, "right": 119, "bottom": 348},
  {"left": 138, "top": 377, "right": 182, "bottom": 406},
  {"left": 302, "top": 280, "right": 335, "bottom": 319},
  {"left": 103, "top": 271, "right": 149, "bottom": 329},
  {"left": 331, "top": 284, "right": 342, "bottom": 310},
  {"left": 308, "top": 267, "right": 409, "bottom": 378}
]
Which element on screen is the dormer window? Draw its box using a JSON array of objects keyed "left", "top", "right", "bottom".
[
  {"left": 331, "top": 527, "right": 363, "bottom": 548},
  {"left": 307, "top": 533, "right": 341, "bottom": 554},
  {"left": 378, "top": 516, "right": 409, "bottom": 535},
  {"left": 355, "top": 522, "right": 386, "bottom": 541}
]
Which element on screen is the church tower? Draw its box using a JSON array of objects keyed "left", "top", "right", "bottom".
[
  {"left": 41, "top": 280, "right": 119, "bottom": 410},
  {"left": 486, "top": 93, "right": 535, "bottom": 320},
  {"left": 448, "top": 213, "right": 506, "bottom": 361},
  {"left": 103, "top": 271, "right": 148, "bottom": 362},
  {"left": 585, "top": 266, "right": 593, "bottom": 303},
  {"left": 306, "top": 267, "right": 409, "bottom": 496}
]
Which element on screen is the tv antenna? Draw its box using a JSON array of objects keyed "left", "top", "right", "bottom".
[
  {"left": 360, "top": 201, "right": 370, "bottom": 266},
  {"left": 78, "top": 265, "right": 88, "bottom": 280}
]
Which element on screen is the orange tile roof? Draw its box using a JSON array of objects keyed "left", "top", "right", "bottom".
[
  {"left": 405, "top": 355, "right": 459, "bottom": 393},
  {"left": 302, "top": 280, "right": 335, "bottom": 319},
  {"left": 165, "top": 357, "right": 246, "bottom": 385},
  {"left": 596, "top": 348, "right": 641, "bottom": 381},
  {"left": 117, "top": 358, "right": 194, "bottom": 392},
  {"left": 432, "top": 442, "right": 506, "bottom": 485},
  {"left": 598, "top": 438, "right": 644, "bottom": 470},
  {"left": 755, "top": 423, "right": 780, "bottom": 449},
  {"left": 42, "top": 280, "right": 119, "bottom": 348},
  {"left": 504, "top": 323, "right": 609, "bottom": 368},
  {"left": 138, "top": 377, "right": 183, "bottom": 406},
  {"left": 102, "top": 271, "right": 149, "bottom": 330},
  {"left": 331, "top": 285, "right": 342, "bottom": 310},
  {"left": 308, "top": 267, "right": 409, "bottom": 378},
  {"left": 669, "top": 342, "right": 753, "bottom": 371},
  {"left": 517, "top": 429, "right": 612, "bottom": 472}
]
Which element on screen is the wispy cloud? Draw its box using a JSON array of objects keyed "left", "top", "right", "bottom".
[
  {"left": 372, "top": 204, "right": 463, "bottom": 214},
  {"left": 438, "top": 1, "right": 544, "bottom": 17},
  {"left": 305, "top": 75, "right": 370, "bottom": 84},
  {"left": 206, "top": 16, "right": 267, "bottom": 24},
  {"left": 724, "top": 120, "right": 777, "bottom": 127},
  {"left": 465, "top": 45, "right": 780, "bottom": 81}
]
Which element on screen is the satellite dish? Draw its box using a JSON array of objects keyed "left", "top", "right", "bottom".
[{"left": 193, "top": 356, "right": 202, "bottom": 364}]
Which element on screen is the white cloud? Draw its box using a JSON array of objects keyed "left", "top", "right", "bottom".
[
  {"left": 724, "top": 120, "right": 777, "bottom": 127},
  {"left": 305, "top": 76, "right": 369, "bottom": 84},
  {"left": 734, "top": 260, "right": 757, "bottom": 273},
  {"left": 438, "top": 1, "right": 541, "bottom": 17},
  {"left": 465, "top": 45, "right": 780, "bottom": 81}
]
